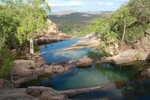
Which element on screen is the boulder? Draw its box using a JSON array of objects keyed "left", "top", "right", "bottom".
[
  {"left": 0, "top": 79, "right": 14, "bottom": 89},
  {"left": 10, "top": 59, "right": 67, "bottom": 85},
  {"left": 76, "top": 57, "right": 93, "bottom": 67},
  {"left": 11, "top": 60, "right": 37, "bottom": 85},
  {"left": 141, "top": 67, "right": 150, "bottom": 78}
]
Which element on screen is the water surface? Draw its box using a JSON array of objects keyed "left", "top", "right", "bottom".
[{"left": 40, "top": 38, "right": 150, "bottom": 100}]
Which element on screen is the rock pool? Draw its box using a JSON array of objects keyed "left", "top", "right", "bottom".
[{"left": 40, "top": 38, "right": 150, "bottom": 100}]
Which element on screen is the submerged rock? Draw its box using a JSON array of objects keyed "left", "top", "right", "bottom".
[
  {"left": 0, "top": 86, "right": 65, "bottom": 100},
  {"left": 0, "top": 79, "right": 14, "bottom": 89},
  {"left": 26, "top": 86, "right": 65, "bottom": 100},
  {"left": 0, "top": 88, "right": 34, "bottom": 100},
  {"left": 141, "top": 67, "right": 150, "bottom": 78},
  {"left": 76, "top": 57, "right": 93, "bottom": 67}
]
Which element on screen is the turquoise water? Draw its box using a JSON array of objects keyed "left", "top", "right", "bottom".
[
  {"left": 41, "top": 38, "right": 95, "bottom": 64},
  {"left": 40, "top": 39, "right": 150, "bottom": 100},
  {"left": 41, "top": 64, "right": 129, "bottom": 90}
]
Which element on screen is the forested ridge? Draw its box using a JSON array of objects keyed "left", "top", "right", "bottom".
[{"left": 49, "top": 12, "right": 111, "bottom": 36}]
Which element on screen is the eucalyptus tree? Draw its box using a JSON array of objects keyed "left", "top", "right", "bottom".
[{"left": 111, "top": 6, "right": 137, "bottom": 42}]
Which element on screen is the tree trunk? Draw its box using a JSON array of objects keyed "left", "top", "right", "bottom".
[
  {"left": 121, "top": 25, "right": 126, "bottom": 42},
  {"left": 30, "top": 38, "right": 34, "bottom": 55}
]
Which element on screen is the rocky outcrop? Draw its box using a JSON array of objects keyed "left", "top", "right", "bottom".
[
  {"left": 35, "top": 33, "right": 72, "bottom": 44},
  {"left": 62, "top": 34, "right": 100, "bottom": 51},
  {"left": 0, "top": 86, "right": 65, "bottom": 100},
  {"left": 96, "top": 50, "right": 149, "bottom": 65},
  {"left": 76, "top": 57, "right": 93, "bottom": 67},
  {"left": 11, "top": 60, "right": 63, "bottom": 85},
  {"left": 11, "top": 59, "right": 50, "bottom": 85},
  {"left": 97, "top": 35, "right": 150, "bottom": 65},
  {"left": 34, "top": 19, "right": 72, "bottom": 44}
]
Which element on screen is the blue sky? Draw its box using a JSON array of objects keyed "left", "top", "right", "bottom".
[{"left": 46, "top": 0, "right": 129, "bottom": 13}]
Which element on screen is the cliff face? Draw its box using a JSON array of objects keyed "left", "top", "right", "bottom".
[
  {"left": 35, "top": 19, "right": 72, "bottom": 44},
  {"left": 45, "top": 19, "right": 59, "bottom": 35}
]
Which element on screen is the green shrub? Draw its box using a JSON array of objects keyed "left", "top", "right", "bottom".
[
  {"left": 0, "top": 49, "right": 14, "bottom": 79},
  {"left": 125, "top": 24, "right": 149, "bottom": 42}
]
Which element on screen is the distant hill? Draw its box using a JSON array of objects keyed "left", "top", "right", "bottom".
[{"left": 48, "top": 12, "right": 112, "bottom": 35}]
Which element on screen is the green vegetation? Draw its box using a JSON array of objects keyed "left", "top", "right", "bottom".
[
  {"left": 0, "top": 0, "right": 50, "bottom": 78},
  {"left": 49, "top": 12, "right": 112, "bottom": 36},
  {"left": 0, "top": 49, "right": 14, "bottom": 78},
  {"left": 84, "top": 0, "right": 150, "bottom": 51}
]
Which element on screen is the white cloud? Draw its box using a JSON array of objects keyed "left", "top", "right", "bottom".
[
  {"left": 48, "top": 0, "right": 83, "bottom": 7},
  {"left": 98, "top": 2, "right": 115, "bottom": 6}
]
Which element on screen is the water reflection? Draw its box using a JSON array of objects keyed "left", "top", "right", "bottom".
[{"left": 40, "top": 39, "right": 150, "bottom": 99}]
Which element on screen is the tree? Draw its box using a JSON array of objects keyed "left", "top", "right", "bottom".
[
  {"left": 2, "top": 0, "right": 50, "bottom": 54},
  {"left": 111, "top": 6, "right": 137, "bottom": 42},
  {"left": 129, "top": 0, "right": 150, "bottom": 23},
  {"left": 0, "top": 4, "right": 19, "bottom": 49}
]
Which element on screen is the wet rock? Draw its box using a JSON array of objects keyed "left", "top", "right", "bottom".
[
  {"left": 35, "top": 57, "right": 46, "bottom": 68},
  {"left": 52, "top": 65, "right": 65, "bottom": 73},
  {"left": 43, "top": 65, "right": 53, "bottom": 75},
  {"left": 141, "top": 67, "right": 150, "bottom": 78},
  {"left": 26, "top": 86, "right": 65, "bottom": 100},
  {"left": 0, "top": 79, "right": 14, "bottom": 89},
  {"left": 0, "top": 88, "right": 35, "bottom": 100},
  {"left": 76, "top": 57, "right": 93, "bottom": 67},
  {"left": 0, "top": 86, "right": 65, "bottom": 100}
]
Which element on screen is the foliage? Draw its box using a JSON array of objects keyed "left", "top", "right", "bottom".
[
  {"left": 125, "top": 24, "right": 149, "bottom": 42},
  {"left": 49, "top": 12, "right": 112, "bottom": 36},
  {"left": 87, "top": 50, "right": 110, "bottom": 60},
  {"left": 1, "top": 0, "right": 50, "bottom": 45},
  {"left": 0, "top": 49, "right": 14, "bottom": 78},
  {"left": 85, "top": 0, "right": 149, "bottom": 53},
  {"left": 0, "top": 4, "right": 19, "bottom": 49},
  {"left": 111, "top": 6, "right": 137, "bottom": 41},
  {"left": 129, "top": 0, "right": 150, "bottom": 23}
]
